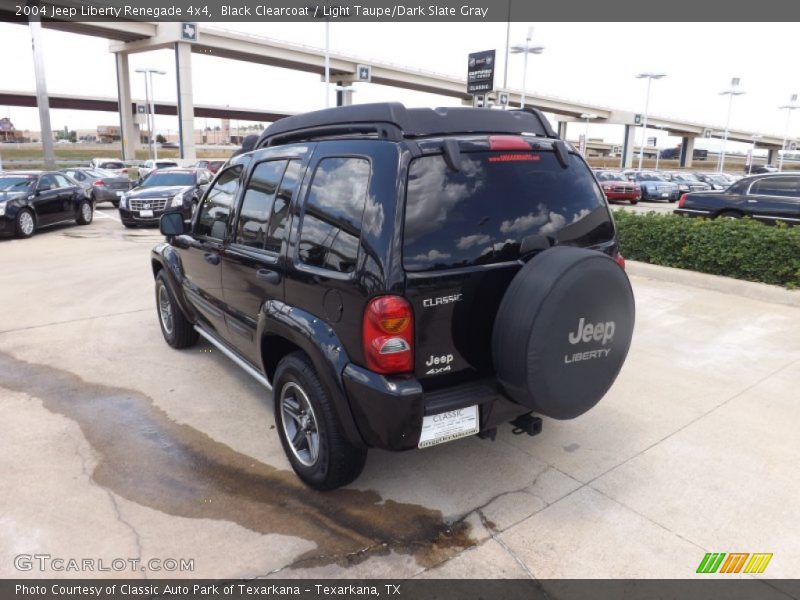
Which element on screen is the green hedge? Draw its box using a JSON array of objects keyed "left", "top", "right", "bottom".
[{"left": 613, "top": 210, "right": 800, "bottom": 288}]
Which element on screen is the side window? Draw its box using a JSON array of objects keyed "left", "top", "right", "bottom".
[
  {"left": 298, "top": 157, "right": 370, "bottom": 274},
  {"left": 235, "top": 160, "right": 287, "bottom": 250},
  {"left": 39, "top": 174, "right": 57, "bottom": 190},
  {"left": 265, "top": 160, "right": 302, "bottom": 254},
  {"left": 195, "top": 165, "right": 242, "bottom": 240},
  {"left": 750, "top": 177, "right": 800, "bottom": 198},
  {"left": 53, "top": 174, "right": 71, "bottom": 188}
]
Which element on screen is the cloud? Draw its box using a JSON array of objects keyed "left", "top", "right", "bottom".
[
  {"left": 411, "top": 249, "right": 452, "bottom": 263},
  {"left": 456, "top": 233, "right": 490, "bottom": 249},
  {"left": 499, "top": 209, "right": 548, "bottom": 234}
]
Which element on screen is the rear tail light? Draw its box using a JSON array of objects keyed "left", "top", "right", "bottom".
[
  {"left": 363, "top": 296, "right": 414, "bottom": 374},
  {"left": 489, "top": 135, "right": 531, "bottom": 151},
  {"left": 678, "top": 194, "right": 688, "bottom": 207},
  {"left": 614, "top": 252, "right": 626, "bottom": 270},
  {"left": 92, "top": 180, "right": 105, "bottom": 187}
]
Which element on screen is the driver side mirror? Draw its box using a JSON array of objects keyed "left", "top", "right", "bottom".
[
  {"left": 160, "top": 212, "right": 188, "bottom": 237},
  {"left": 37, "top": 184, "right": 53, "bottom": 193}
]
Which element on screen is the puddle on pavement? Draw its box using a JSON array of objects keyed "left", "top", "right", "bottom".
[{"left": 0, "top": 351, "right": 473, "bottom": 569}]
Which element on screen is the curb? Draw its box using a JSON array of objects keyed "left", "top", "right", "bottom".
[{"left": 625, "top": 261, "right": 800, "bottom": 308}]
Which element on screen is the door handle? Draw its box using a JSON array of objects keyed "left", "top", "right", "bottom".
[
  {"left": 203, "top": 252, "right": 220, "bottom": 265},
  {"left": 256, "top": 269, "right": 281, "bottom": 284}
]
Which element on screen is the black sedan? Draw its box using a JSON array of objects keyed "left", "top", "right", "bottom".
[
  {"left": 118, "top": 168, "right": 213, "bottom": 228},
  {"left": 675, "top": 173, "right": 800, "bottom": 225},
  {"left": 61, "top": 167, "right": 132, "bottom": 207},
  {"left": 0, "top": 171, "right": 93, "bottom": 239},
  {"left": 662, "top": 171, "right": 711, "bottom": 193}
]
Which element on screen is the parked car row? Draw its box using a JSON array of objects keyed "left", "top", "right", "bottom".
[{"left": 594, "top": 169, "right": 743, "bottom": 203}]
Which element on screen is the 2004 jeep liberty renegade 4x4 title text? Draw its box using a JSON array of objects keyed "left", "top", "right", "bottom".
[{"left": 151, "top": 103, "right": 635, "bottom": 490}]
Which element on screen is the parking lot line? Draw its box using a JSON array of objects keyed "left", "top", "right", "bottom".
[{"left": 94, "top": 209, "right": 120, "bottom": 222}]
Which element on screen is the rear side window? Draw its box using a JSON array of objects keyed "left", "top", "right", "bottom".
[
  {"left": 298, "top": 157, "right": 370, "bottom": 274},
  {"left": 235, "top": 160, "right": 287, "bottom": 249},
  {"left": 403, "top": 152, "right": 612, "bottom": 272},
  {"left": 750, "top": 177, "right": 800, "bottom": 198}
]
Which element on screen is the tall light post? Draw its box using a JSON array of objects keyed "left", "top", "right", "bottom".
[
  {"left": 636, "top": 72, "right": 666, "bottom": 171},
  {"left": 778, "top": 94, "right": 798, "bottom": 172},
  {"left": 135, "top": 68, "right": 165, "bottom": 161},
  {"left": 654, "top": 125, "right": 665, "bottom": 170},
  {"left": 580, "top": 113, "right": 598, "bottom": 157},
  {"left": 717, "top": 77, "right": 745, "bottom": 173},
  {"left": 324, "top": 19, "right": 331, "bottom": 108},
  {"left": 748, "top": 134, "right": 762, "bottom": 175},
  {"left": 510, "top": 27, "right": 544, "bottom": 109}
]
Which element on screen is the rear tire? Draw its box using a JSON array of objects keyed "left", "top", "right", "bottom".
[
  {"left": 155, "top": 271, "right": 198, "bottom": 349},
  {"left": 77, "top": 201, "right": 93, "bottom": 225},
  {"left": 14, "top": 209, "right": 35, "bottom": 239},
  {"left": 274, "top": 352, "right": 367, "bottom": 490}
]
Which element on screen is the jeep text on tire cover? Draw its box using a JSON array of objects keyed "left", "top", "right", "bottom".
[{"left": 150, "top": 103, "right": 635, "bottom": 489}]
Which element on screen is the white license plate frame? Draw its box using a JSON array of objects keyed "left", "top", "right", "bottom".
[
  {"left": 139, "top": 209, "right": 154, "bottom": 217},
  {"left": 418, "top": 405, "right": 479, "bottom": 449}
]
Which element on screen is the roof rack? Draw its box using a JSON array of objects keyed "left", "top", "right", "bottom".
[{"left": 256, "top": 102, "right": 557, "bottom": 148}]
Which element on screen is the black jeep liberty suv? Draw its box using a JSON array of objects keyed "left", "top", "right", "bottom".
[{"left": 151, "top": 103, "right": 635, "bottom": 490}]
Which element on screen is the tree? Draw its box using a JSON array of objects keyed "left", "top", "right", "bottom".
[{"left": 156, "top": 134, "right": 167, "bottom": 144}]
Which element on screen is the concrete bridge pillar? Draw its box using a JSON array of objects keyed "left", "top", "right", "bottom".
[
  {"left": 679, "top": 135, "right": 695, "bottom": 168},
  {"left": 174, "top": 42, "right": 196, "bottom": 161},
  {"left": 336, "top": 82, "right": 354, "bottom": 107},
  {"left": 114, "top": 52, "right": 136, "bottom": 161},
  {"left": 557, "top": 121, "right": 568, "bottom": 140},
  {"left": 621, "top": 124, "right": 636, "bottom": 169},
  {"left": 767, "top": 147, "right": 779, "bottom": 166}
]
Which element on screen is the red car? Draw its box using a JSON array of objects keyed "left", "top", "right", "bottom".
[{"left": 594, "top": 170, "right": 641, "bottom": 204}]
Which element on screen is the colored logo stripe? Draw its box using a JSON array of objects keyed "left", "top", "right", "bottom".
[
  {"left": 744, "top": 553, "right": 773, "bottom": 574},
  {"left": 697, "top": 553, "right": 726, "bottom": 573},
  {"left": 697, "top": 552, "right": 773, "bottom": 574}
]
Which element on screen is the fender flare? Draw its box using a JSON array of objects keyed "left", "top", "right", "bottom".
[{"left": 258, "top": 300, "right": 366, "bottom": 448}]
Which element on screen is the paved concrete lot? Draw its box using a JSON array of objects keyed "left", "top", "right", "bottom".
[{"left": 1, "top": 207, "right": 799, "bottom": 581}]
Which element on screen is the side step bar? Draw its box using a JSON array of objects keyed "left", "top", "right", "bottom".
[{"left": 194, "top": 325, "right": 272, "bottom": 390}]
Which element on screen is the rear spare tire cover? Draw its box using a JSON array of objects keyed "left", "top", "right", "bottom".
[{"left": 492, "top": 246, "right": 634, "bottom": 420}]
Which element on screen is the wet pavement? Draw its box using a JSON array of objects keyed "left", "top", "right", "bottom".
[{"left": 1, "top": 207, "right": 799, "bottom": 580}]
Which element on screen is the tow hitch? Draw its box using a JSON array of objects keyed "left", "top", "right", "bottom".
[{"left": 510, "top": 414, "right": 543, "bottom": 437}]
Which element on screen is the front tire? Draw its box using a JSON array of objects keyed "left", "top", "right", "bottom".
[
  {"left": 77, "top": 201, "right": 93, "bottom": 225},
  {"left": 155, "top": 271, "right": 198, "bottom": 349},
  {"left": 15, "top": 208, "right": 35, "bottom": 238},
  {"left": 274, "top": 352, "right": 367, "bottom": 490}
]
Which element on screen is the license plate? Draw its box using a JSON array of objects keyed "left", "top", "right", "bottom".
[
  {"left": 116, "top": 191, "right": 124, "bottom": 197},
  {"left": 140, "top": 209, "right": 154, "bottom": 217},
  {"left": 418, "top": 405, "right": 479, "bottom": 449},
  {"left": 661, "top": 193, "right": 668, "bottom": 198}
]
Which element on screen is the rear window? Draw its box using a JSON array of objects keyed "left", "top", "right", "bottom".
[{"left": 403, "top": 151, "right": 612, "bottom": 272}]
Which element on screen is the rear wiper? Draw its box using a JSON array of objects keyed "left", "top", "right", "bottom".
[{"left": 519, "top": 234, "right": 556, "bottom": 259}]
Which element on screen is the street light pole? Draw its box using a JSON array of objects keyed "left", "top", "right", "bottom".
[
  {"left": 136, "top": 68, "right": 166, "bottom": 162},
  {"left": 636, "top": 72, "right": 666, "bottom": 171},
  {"left": 749, "top": 134, "right": 761, "bottom": 175},
  {"left": 580, "top": 113, "right": 598, "bottom": 157},
  {"left": 324, "top": 19, "right": 331, "bottom": 108},
  {"left": 510, "top": 27, "right": 544, "bottom": 110},
  {"left": 718, "top": 77, "right": 744, "bottom": 173},
  {"left": 778, "top": 94, "right": 798, "bottom": 172}
]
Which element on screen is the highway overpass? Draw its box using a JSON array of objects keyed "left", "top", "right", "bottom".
[{"left": 2, "top": 17, "right": 791, "bottom": 166}]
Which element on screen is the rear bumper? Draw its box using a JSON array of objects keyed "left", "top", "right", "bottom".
[{"left": 342, "top": 363, "right": 530, "bottom": 451}]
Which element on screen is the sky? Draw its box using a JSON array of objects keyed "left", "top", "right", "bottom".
[{"left": 1, "top": 21, "right": 799, "bottom": 153}]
